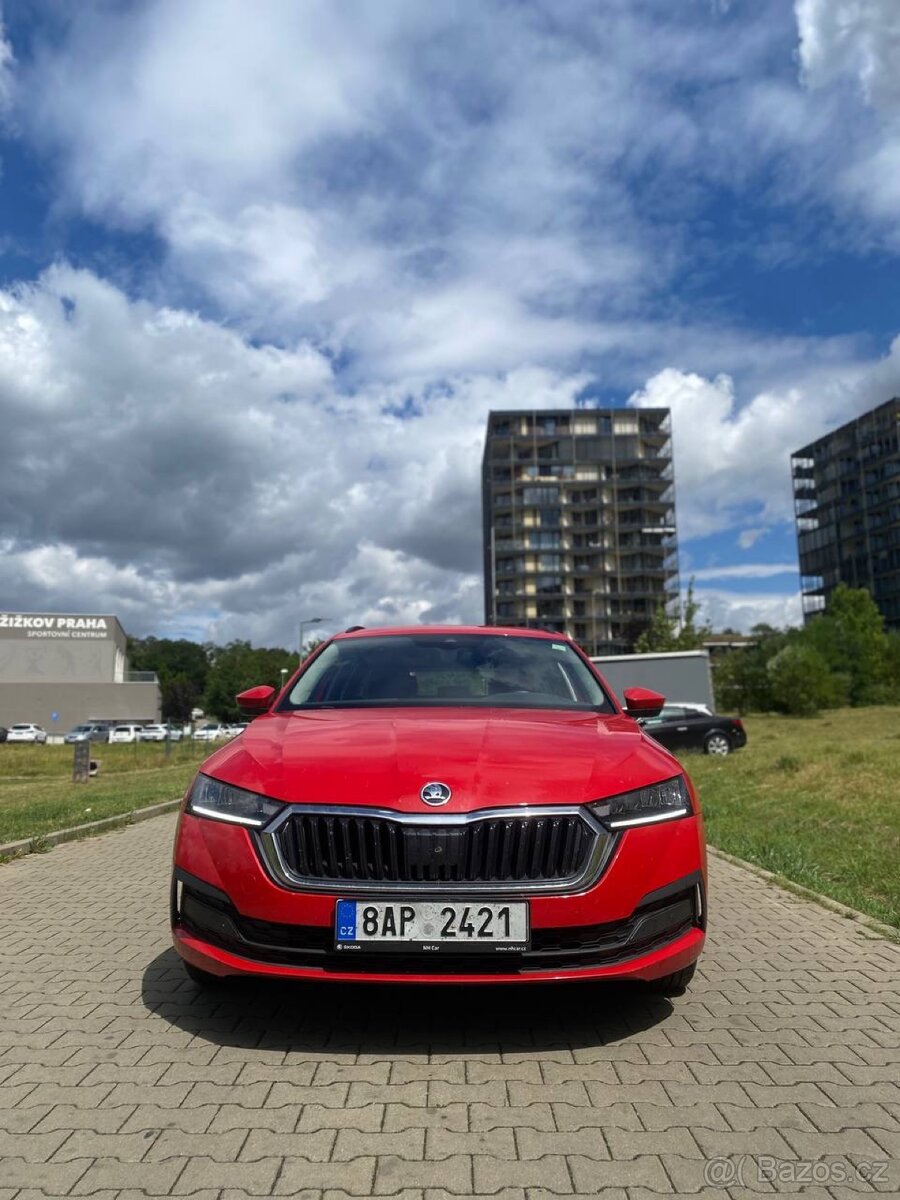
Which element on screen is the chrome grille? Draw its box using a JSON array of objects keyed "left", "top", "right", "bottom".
[{"left": 258, "top": 806, "right": 612, "bottom": 894}]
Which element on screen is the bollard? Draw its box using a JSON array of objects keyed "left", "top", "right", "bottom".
[{"left": 72, "top": 741, "right": 90, "bottom": 783}]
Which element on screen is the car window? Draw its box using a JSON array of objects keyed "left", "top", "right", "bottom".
[
  {"left": 658, "top": 706, "right": 686, "bottom": 720},
  {"left": 282, "top": 634, "right": 614, "bottom": 712}
]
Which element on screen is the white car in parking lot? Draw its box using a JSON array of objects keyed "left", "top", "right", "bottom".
[
  {"left": 109, "top": 724, "right": 143, "bottom": 744},
  {"left": 6, "top": 723, "right": 48, "bottom": 744},
  {"left": 192, "top": 724, "right": 229, "bottom": 741},
  {"left": 138, "top": 724, "right": 184, "bottom": 742}
]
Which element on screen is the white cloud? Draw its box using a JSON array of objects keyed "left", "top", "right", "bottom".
[
  {"left": 0, "top": 19, "right": 12, "bottom": 112},
  {"left": 693, "top": 587, "right": 804, "bottom": 632},
  {"left": 796, "top": 0, "right": 900, "bottom": 110},
  {"left": 2, "top": 262, "right": 896, "bottom": 644},
  {"left": 738, "top": 527, "right": 769, "bottom": 549},
  {"left": 628, "top": 352, "right": 900, "bottom": 540},
  {"left": 795, "top": 0, "right": 900, "bottom": 236},
  {"left": 0, "top": 265, "right": 591, "bottom": 643},
  {"left": 690, "top": 564, "right": 799, "bottom": 582},
  {"left": 2, "top": 2, "right": 900, "bottom": 645},
  {"left": 15, "top": 0, "right": 828, "bottom": 367}
]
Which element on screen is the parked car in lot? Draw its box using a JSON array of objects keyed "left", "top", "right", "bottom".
[
  {"left": 64, "top": 723, "right": 112, "bottom": 744},
  {"left": 7, "top": 723, "right": 48, "bottom": 744},
  {"left": 172, "top": 626, "right": 707, "bottom": 994},
  {"left": 138, "top": 724, "right": 183, "bottom": 742},
  {"left": 192, "top": 724, "right": 229, "bottom": 741},
  {"left": 642, "top": 705, "right": 747, "bottom": 756},
  {"left": 109, "top": 724, "right": 143, "bottom": 744}
]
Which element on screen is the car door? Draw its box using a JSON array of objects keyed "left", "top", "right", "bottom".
[
  {"left": 678, "top": 710, "right": 715, "bottom": 751},
  {"left": 642, "top": 706, "right": 690, "bottom": 751}
]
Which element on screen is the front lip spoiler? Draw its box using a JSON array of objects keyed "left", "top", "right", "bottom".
[
  {"left": 173, "top": 923, "right": 705, "bottom": 985},
  {"left": 254, "top": 803, "right": 619, "bottom": 897}
]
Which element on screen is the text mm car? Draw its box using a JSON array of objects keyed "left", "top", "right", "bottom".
[{"left": 172, "top": 627, "right": 707, "bottom": 991}]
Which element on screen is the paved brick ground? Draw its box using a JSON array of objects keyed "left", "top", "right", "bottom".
[{"left": 1, "top": 815, "right": 898, "bottom": 1198}]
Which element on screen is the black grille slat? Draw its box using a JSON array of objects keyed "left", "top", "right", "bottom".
[
  {"left": 309, "top": 816, "right": 324, "bottom": 877},
  {"left": 275, "top": 810, "right": 600, "bottom": 887},
  {"left": 545, "top": 818, "right": 562, "bottom": 876}
]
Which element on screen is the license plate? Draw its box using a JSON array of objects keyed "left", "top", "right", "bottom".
[{"left": 334, "top": 899, "right": 529, "bottom": 952}]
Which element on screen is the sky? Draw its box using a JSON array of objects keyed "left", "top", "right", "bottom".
[{"left": 1, "top": 0, "right": 900, "bottom": 648}]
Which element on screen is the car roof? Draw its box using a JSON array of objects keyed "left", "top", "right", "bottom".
[{"left": 332, "top": 625, "right": 568, "bottom": 642}]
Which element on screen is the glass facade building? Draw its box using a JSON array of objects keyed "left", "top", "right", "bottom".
[
  {"left": 481, "top": 408, "right": 679, "bottom": 655},
  {"left": 792, "top": 397, "right": 900, "bottom": 629}
]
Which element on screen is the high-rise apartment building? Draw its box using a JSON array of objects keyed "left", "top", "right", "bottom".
[
  {"left": 792, "top": 397, "right": 900, "bottom": 629},
  {"left": 482, "top": 408, "right": 679, "bottom": 655}
]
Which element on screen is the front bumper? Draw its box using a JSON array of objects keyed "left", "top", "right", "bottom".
[{"left": 172, "top": 807, "right": 707, "bottom": 984}]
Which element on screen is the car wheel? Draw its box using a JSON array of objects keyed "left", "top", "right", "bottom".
[
  {"left": 647, "top": 962, "right": 696, "bottom": 996},
  {"left": 704, "top": 732, "right": 731, "bottom": 756},
  {"left": 182, "top": 960, "right": 225, "bottom": 989}
]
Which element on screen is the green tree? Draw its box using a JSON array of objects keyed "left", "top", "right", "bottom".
[
  {"left": 884, "top": 631, "right": 900, "bottom": 703},
  {"left": 766, "top": 642, "right": 843, "bottom": 716},
  {"left": 802, "top": 585, "right": 890, "bottom": 705},
  {"left": 203, "top": 640, "right": 296, "bottom": 722},
  {"left": 712, "top": 623, "right": 799, "bottom": 714},
  {"left": 159, "top": 673, "right": 201, "bottom": 725},
  {"left": 127, "top": 637, "right": 210, "bottom": 723},
  {"left": 634, "top": 580, "right": 711, "bottom": 653}
]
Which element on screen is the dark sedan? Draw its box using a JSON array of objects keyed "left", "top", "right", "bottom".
[{"left": 642, "top": 705, "right": 746, "bottom": 756}]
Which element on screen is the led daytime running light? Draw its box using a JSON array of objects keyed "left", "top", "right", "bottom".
[
  {"left": 589, "top": 775, "right": 691, "bottom": 830},
  {"left": 188, "top": 774, "right": 283, "bottom": 828}
]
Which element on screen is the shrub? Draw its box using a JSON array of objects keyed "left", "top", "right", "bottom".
[{"left": 766, "top": 643, "right": 842, "bottom": 716}]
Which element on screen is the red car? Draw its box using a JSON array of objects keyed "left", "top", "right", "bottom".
[{"left": 171, "top": 627, "right": 707, "bottom": 991}]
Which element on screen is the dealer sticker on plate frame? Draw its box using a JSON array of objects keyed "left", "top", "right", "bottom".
[{"left": 334, "top": 899, "right": 529, "bottom": 952}]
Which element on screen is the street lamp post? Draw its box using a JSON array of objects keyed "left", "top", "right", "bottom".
[
  {"left": 279, "top": 667, "right": 288, "bottom": 693},
  {"left": 298, "top": 616, "right": 325, "bottom": 662}
]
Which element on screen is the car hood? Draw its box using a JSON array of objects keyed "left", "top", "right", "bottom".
[{"left": 199, "top": 707, "right": 680, "bottom": 812}]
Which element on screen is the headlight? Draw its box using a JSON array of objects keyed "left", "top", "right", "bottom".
[
  {"left": 187, "top": 774, "right": 283, "bottom": 827},
  {"left": 589, "top": 775, "right": 691, "bottom": 830}
]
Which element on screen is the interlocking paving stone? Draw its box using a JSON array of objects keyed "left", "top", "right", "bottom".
[
  {"left": 1, "top": 813, "right": 899, "bottom": 1197},
  {"left": 385, "top": 1103, "right": 469, "bottom": 1132}
]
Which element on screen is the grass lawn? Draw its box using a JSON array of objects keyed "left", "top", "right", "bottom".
[
  {"left": 684, "top": 706, "right": 900, "bottom": 930},
  {"left": 0, "top": 740, "right": 211, "bottom": 846}
]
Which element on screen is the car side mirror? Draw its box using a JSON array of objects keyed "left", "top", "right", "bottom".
[
  {"left": 236, "top": 685, "right": 275, "bottom": 714},
  {"left": 623, "top": 687, "right": 665, "bottom": 719}
]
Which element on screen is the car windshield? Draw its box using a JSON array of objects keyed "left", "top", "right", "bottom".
[
  {"left": 11, "top": 725, "right": 32, "bottom": 730},
  {"left": 281, "top": 634, "right": 614, "bottom": 712}
]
